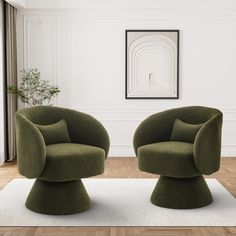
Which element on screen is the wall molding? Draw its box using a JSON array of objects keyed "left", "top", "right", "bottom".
[
  {"left": 74, "top": 107, "right": 236, "bottom": 120},
  {"left": 18, "top": 9, "right": 236, "bottom": 21},
  {"left": 23, "top": 15, "right": 58, "bottom": 72},
  {"left": 23, "top": 14, "right": 59, "bottom": 105},
  {"left": 73, "top": 107, "right": 236, "bottom": 111}
]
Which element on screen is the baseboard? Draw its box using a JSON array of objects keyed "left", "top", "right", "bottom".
[
  {"left": 0, "top": 152, "right": 5, "bottom": 164},
  {"left": 221, "top": 150, "right": 236, "bottom": 157}
]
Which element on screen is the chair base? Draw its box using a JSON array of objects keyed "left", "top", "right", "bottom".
[
  {"left": 26, "top": 179, "right": 90, "bottom": 215},
  {"left": 151, "top": 175, "right": 213, "bottom": 209}
]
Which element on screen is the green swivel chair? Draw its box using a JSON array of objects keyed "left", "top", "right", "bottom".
[
  {"left": 133, "top": 106, "right": 223, "bottom": 209},
  {"left": 15, "top": 106, "right": 110, "bottom": 215}
]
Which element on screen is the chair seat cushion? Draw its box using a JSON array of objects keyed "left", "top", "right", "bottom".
[
  {"left": 39, "top": 143, "right": 105, "bottom": 182},
  {"left": 138, "top": 141, "right": 199, "bottom": 178}
]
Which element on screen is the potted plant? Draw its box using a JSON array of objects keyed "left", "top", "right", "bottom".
[{"left": 7, "top": 68, "right": 60, "bottom": 106}]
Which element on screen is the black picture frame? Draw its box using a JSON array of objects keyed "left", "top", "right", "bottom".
[{"left": 125, "top": 30, "right": 179, "bottom": 99}]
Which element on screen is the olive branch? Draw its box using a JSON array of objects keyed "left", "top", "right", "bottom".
[{"left": 7, "top": 68, "right": 60, "bottom": 106}]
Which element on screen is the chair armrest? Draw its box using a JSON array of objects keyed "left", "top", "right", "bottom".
[
  {"left": 15, "top": 112, "right": 46, "bottom": 178},
  {"left": 193, "top": 113, "right": 223, "bottom": 175},
  {"left": 133, "top": 111, "right": 174, "bottom": 156},
  {"left": 67, "top": 111, "right": 110, "bottom": 158}
]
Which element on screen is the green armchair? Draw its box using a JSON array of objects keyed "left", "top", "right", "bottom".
[
  {"left": 15, "top": 106, "right": 110, "bottom": 215},
  {"left": 133, "top": 106, "right": 223, "bottom": 209}
]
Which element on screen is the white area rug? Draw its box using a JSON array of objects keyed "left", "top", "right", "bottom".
[{"left": 0, "top": 178, "right": 236, "bottom": 226}]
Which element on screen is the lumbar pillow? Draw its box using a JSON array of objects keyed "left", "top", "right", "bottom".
[
  {"left": 170, "top": 119, "right": 203, "bottom": 143},
  {"left": 36, "top": 119, "right": 71, "bottom": 145}
]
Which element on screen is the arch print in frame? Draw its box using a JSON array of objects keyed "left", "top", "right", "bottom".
[{"left": 125, "top": 30, "right": 179, "bottom": 99}]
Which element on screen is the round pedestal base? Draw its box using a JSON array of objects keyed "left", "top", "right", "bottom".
[
  {"left": 151, "top": 175, "right": 213, "bottom": 209},
  {"left": 26, "top": 179, "right": 90, "bottom": 215}
]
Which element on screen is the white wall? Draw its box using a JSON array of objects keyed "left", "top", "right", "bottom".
[
  {"left": 17, "top": 0, "right": 236, "bottom": 157},
  {"left": 0, "top": 0, "right": 5, "bottom": 163}
]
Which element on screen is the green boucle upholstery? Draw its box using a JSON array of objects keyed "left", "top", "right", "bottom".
[
  {"left": 16, "top": 106, "right": 110, "bottom": 179},
  {"left": 15, "top": 106, "right": 110, "bottom": 215},
  {"left": 193, "top": 114, "right": 222, "bottom": 175},
  {"left": 151, "top": 176, "right": 213, "bottom": 209},
  {"left": 170, "top": 119, "right": 203, "bottom": 143},
  {"left": 36, "top": 119, "right": 71, "bottom": 145},
  {"left": 15, "top": 113, "right": 46, "bottom": 178},
  {"left": 39, "top": 143, "right": 105, "bottom": 182},
  {"left": 138, "top": 142, "right": 199, "bottom": 178},
  {"left": 26, "top": 179, "right": 90, "bottom": 215},
  {"left": 133, "top": 106, "right": 223, "bottom": 209},
  {"left": 133, "top": 106, "right": 222, "bottom": 175}
]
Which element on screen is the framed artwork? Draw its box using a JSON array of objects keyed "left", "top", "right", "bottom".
[{"left": 125, "top": 30, "right": 179, "bottom": 99}]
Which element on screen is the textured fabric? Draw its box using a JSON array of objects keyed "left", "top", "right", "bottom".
[
  {"left": 138, "top": 141, "right": 199, "bottom": 178},
  {"left": 15, "top": 113, "right": 46, "bottom": 178},
  {"left": 15, "top": 106, "right": 110, "bottom": 179},
  {"left": 15, "top": 106, "right": 109, "bottom": 215},
  {"left": 194, "top": 114, "right": 223, "bottom": 174},
  {"left": 133, "top": 106, "right": 223, "bottom": 175},
  {"left": 39, "top": 143, "right": 105, "bottom": 182},
  {"left": 151, "top": 176, "right": 212, "bottom": 209},
  {"left": 134, "top": 106, "right": 222, "bottom": 209},
  {"left": 1, "top": 178, "right": 236, "bottom": 226},
  {"left": 170, "top": 119, "right": 203, "bottom": 143},
  {"left": 26, "top": 179, "right": 90, "bottom": 215},
  {"left": 36, "top": 119, "right": 71, "bottom": 145},
  {"left": 18, "top": 106, "right": 110, "bottom": 158},
  {"left": 5, "top": 3, "right": 17, "bottom": 161}
]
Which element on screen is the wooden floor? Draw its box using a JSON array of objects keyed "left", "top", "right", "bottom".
[{"left": 0, "top": 157, "right": 236, "bottom": 236}]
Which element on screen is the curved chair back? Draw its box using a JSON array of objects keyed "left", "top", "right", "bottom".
[
  {"left": 133, "top": 106, "right": 223, "bottom": 175},
  {"left": 16, "top": 106, "right": 110, "bottom": 178}
]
